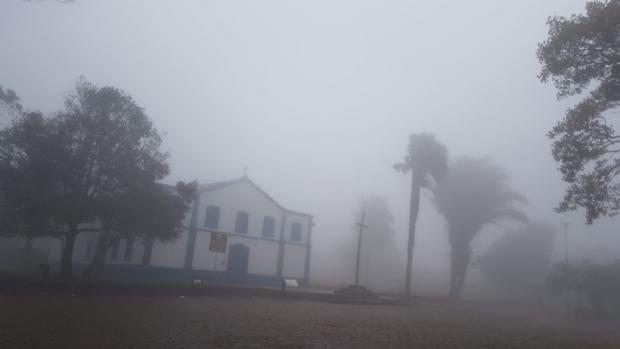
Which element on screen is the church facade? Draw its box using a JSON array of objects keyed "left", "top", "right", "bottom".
[{"left": 0, "top": 176, "right": 314, "bottom": 287}]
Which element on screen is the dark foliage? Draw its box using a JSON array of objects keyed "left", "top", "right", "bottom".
[
  {"left": 480, "top": 222, "right": 555, "bottom": 292},
  {"left": 0, "top": 77, "right": 196, "bottom": 279},
  {"left": 538, "top": 0, "right": 620, "bottom": 224}
]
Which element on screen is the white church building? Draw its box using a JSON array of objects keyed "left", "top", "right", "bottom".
[{"left": 0, "top": 176, "right": 314, "bottom": 287}]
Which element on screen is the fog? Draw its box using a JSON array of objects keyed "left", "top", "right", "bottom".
[{"left": 1, "top": 0, "right": 619, "bottom": 299}]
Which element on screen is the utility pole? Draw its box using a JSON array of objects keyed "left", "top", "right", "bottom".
[
  {"left": 354, "top": 211, "right": 368, "bottom": 287},
  {"left": 560, "top": 222, "right": 570, "bottom": 316}
]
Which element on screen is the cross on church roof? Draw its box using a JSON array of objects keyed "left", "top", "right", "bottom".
[{"left": 243, "top": 166, "right": 249, "bottom": 176}]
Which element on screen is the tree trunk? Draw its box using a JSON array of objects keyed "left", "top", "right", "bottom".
[
  {"left": 24, "top": 237, "right": 33, "bottom": 271},
  {"left": 404, "top": 172, "right": 422, "bottom": 299},
  {"left": 449, "top": 247, "right": 459, "bottom": 299},
  {"left": 458, "top": 249, "right": 470, "bottom": 288},
  {"left": 450, "top": 244, "right": 469, "bottom": 300},
  {"left": 59, "top": 236, "right": 65, "bottom": 255},
  {"left": 83, "top": 236, "right": 116, "bottom": 278},
  {"left": 59, "top": 226, "right": 78, "bottom": 280}
]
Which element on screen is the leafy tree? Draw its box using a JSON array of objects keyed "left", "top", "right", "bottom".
[
  {"left": 582, "top": 261, "right": 620, "bottom": 318},
  {"left": 0, "top": 86, "right": 23, "bottom": 126},
  {"left": 0, "top": 86, "right": 23, "bottom": 113},
  {"left": 340, "top": 195, "right": 404, "bottom": 292},
  {"left": 429, "top": 157, "right": 529, "bottom": 299},
  {"left": 83, "top": 181, "right": 196, "bottom": 277},
  {"left": 537, "top": 0, "right": 620, "bottom": 224},
  {"left": 0, "top": 78, "right": 195, "bottom": 279},
  {"left": 547, "top": 259, "right": 591, "bottom": 309},
  {"left": 393, "top": 133, "right": 448, "bottom": 298},
  {"left": 479, "top": 222, "right": 555, "bottom": 295}
]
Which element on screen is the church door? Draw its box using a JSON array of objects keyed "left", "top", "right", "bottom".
[{"left": 227, "top": 244, "right": 249, "bottom": 284}]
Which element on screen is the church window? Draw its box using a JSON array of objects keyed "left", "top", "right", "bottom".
[
  {"left": 262, "top": 216, "right": 275, "bottom": 237},
  {"left": 291, "top": 222, "right": 302, "bottom": 242},
  {"left": 235, "top": 211, "right": 249, "bottom": 234},
  {"left": 204, "top": 205, "right": 221, "bottom": 229}
]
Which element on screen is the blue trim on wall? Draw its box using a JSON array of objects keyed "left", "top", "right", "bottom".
[
  {"left": 184, "top": 195, "right": 201, "bottom": 270},
  {"left": 276, "top": 211, "right": 287, "bottom": 278},
  {"left": 65, "top": 262, "right": 307, "bottom": 287},
  {"left": 303, "top": 218, "right": 313, "bottom": 285}
]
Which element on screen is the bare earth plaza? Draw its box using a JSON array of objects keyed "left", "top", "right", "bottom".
[{"left": 1, "top": 289, "right": 620, "bottom": 349}]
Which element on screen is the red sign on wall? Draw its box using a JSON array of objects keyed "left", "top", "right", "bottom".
[{"left": 209, "top": 233, "right": 228, "bottom": 253}]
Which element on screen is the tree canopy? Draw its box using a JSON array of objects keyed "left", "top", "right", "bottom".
[
  {"left": 479, "top": 222, "right": 555, "bottom": 291},
  {"left": 430, "top": 157, "right": 529, "bottom": 299},
  {"left": 0, "top": 78, "right": 196, "bottom": 279},
  {"left": 538, "top": 0, "right": 620, "bottom": 224},
  {"left": 0, "top": 86, "right": 23, "bottom": 125}
]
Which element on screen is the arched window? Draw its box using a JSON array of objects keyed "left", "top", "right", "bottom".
[
  {"left": 204, "top": 205, "right": 221, "bottom": 229},
  {"left": 235, "top": 211, "right": 249, "bottom": 234},
  {"left": 262, "top": 216, "right": 275, "bottom": 237}
]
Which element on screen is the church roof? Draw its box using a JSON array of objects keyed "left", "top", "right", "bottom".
[
  {"left": 195, "top": 177, "right": 246, "bottom": 193},
  {"left": 196, "top": 176, "right": 313, "bottom": 218}
]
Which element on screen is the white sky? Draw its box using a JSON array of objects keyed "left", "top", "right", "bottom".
[{"left": 1, "top": 0, "right": 618, "bottom": 292}]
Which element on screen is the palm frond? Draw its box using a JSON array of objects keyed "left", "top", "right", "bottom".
[
  {"left": 405, "top": 133, "right": 449, "bottom": 185},
  {"left": 497, "top": 191, "right": 529, "bottom": 205},
  {"left": 484, "top": 208, "right": 529, "bottom": 225},
  {"left": 393, "top": 162, "right": 410, "bottom": 174}
]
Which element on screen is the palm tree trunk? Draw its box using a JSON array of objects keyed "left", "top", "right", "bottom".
[
  {"left": 449, "top": 247, "right": 459, "bottom": 299},
  {"left": 456, "top": 250, "right": 470, "bottom": 299},
  {"left": 450, "top": 243, "right": 468, "bottom": 300},
  {"left": 404, "top": 172, "right": 422, "bottom": 299}
]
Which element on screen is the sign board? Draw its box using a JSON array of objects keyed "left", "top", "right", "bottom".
[
  {"left": 284, "top": 279, "right": 298, "bottom": 287},
  {"left": 209, "top": 233, "right": 228, "bottom": 253}
]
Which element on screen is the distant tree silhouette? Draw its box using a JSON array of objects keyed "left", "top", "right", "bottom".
[
  {"left": 538, "top": 0, "right": 620, "bottom": 224},
  {"left": 547, "top": 258, "right": 591, "bottom": 314},
  {"left": 479, "top": 222, "right": 555, "bottom": 298},
  {"left": 393, "top": 133, "right": 448, "bottom": 298},
  {"left": 429, "top": 157, "right": 529, "bottom": 299},
  {"left": 340, "top": 195, "right": 404, "bottom": 292}
]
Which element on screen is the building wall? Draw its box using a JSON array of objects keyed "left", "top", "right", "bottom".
[
  {"left": 150, "top": 230, "right": 189, "bottom": 268},
  {"left": 196, "top": 181, "right": 283, "bottom": 240},
  {"left": 191, "top": 232, "right": 279, "bottom": 276},
  {"left": 0, "top": 179, "right": 312, "bottom": 285},
  {"left": 246, "top": 238, "right": 280, "bottom": 275},
  {"left": 282, "top": 244, "right": 306, "bottom": 279},
  {"left": 283, "top": 213, "right": 311, "bottom": 243},
  {"left": 104, "top": 238, "right": 145, "bottom": 266}
]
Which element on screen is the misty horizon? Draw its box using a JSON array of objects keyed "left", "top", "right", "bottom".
[{"left": 2, "top": 0, "right": 619, "bottom": 298}]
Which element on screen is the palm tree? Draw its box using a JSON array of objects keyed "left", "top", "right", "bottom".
[
  {"left": 394, "top": 133, "right": 449, "bottom": 298},
  {"left": 429, "top": 157, "right": 529, "bottom": 299}
]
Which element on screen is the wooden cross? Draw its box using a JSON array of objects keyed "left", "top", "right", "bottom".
[
  {"left": 243, "top": 166, "right": 249, "bottom": 176},
  {"left": 354, "top": 211, "right": 368, "bottom": 287}
]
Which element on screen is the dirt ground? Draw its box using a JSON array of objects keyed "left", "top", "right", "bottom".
[{"left": 0, "top": 295, "right": 619, "bottom": 349}]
